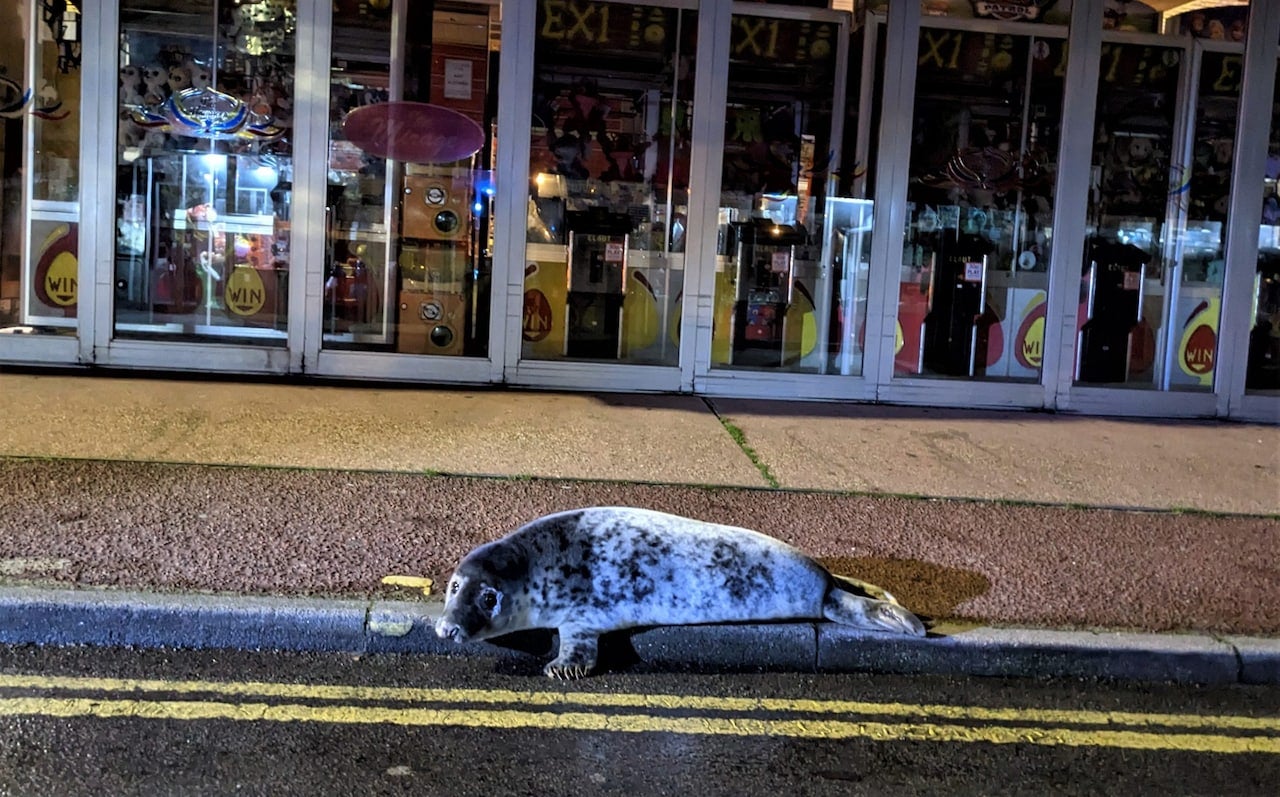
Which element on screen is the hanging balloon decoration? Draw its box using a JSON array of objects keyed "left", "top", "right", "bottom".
[
  {"left": 0, "top": 71, "right": 33, "bottom": 119},
  {"left": 130, "top": 85, "right": 284, "bottom": 141}
]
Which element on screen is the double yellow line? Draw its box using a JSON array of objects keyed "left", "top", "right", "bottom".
[{"left": 1, "top": 674, "right": 1277, "bottom": 754}]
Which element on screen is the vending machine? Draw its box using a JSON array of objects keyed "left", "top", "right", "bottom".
[
  {"left": 564, "top": 209, "right": 631, "bottom": 359},
  {"left": 726, "top": 218, "right": 810, "bottom": 368},
  {"left": 1077, "top": 238, "right": 1146, "bottom": 383},
  {"left": 922, "top": 232, "right": 991, "bottom": 377}
]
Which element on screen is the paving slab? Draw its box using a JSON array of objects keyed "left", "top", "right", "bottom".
[
  {"left": 0, "top": 374, "right": 761, "bottom": 486},
  {"left": 710, "top": 399, "right": 1280, "bottom": 514}
]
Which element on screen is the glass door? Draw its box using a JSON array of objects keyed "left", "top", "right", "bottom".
[
  {"left": 520, "top": 0, "right": 697, "bottom": 367},
  {"left": 1, "top": 0, "right": 81, "bottom": 336},
  {"left": 323, "top": 1, "right": 499, "bottom": 359},
  {"left": 1077, "top": 7, "right": 1250, "bottom": 394},
  {"left": 1246, "top": 36, "right": 1279, "bottom": 395},
  {"left": 709, "top": 5, "right": 857, "bottom": 375},
  {"left": 113, "top": 0, "right": 296, "bottom": 343},
  {"left": 897, "top": 20, "right": 1066, "bottom": 383}
]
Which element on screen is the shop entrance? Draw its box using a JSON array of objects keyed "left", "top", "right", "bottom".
[
  {"left": 518, "top": 0, "right": 700, "bottom": 373},
  {"left": 707, "top": 5, "right": 859, "bottom": 379},
  {"left": 895, "top": 17, "right": 1067, "bottom": 387}
]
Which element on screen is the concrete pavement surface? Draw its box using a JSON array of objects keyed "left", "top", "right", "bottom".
[{"left": 0, "top": 371, "right": 1277, "bottom": 683}]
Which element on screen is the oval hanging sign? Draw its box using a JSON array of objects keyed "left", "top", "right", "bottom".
[{"left": 342, "top": 102, "right": 485, "bottom": 165}]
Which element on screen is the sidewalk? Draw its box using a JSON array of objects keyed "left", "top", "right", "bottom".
[
  {"left": 0, "top": 371, "right": 1277, "bottom": 683},
  {"left": 1, "top": 372, "right": 1275, "bottom": 513}
]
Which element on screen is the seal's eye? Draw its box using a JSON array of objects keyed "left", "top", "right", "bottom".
[{"left": 479, "top": 589, "right": 498, "bottom": 612}]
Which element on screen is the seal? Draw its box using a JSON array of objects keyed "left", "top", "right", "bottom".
[{"left": 435, "top": 507, "right": 926, "bottom": 679}]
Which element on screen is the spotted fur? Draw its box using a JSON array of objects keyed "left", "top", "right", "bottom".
[{"left": 435, "top": 507, "right": 926, "bottom": 679}]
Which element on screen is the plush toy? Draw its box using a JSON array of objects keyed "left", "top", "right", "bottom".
[
  {"left": 141, "top": 65, "right": 167, "bottom": 106},
  {"left": 119, "top": 64, "right": 142, "bottom": 100},
  {"left": 1212, "top": 138, "right": 1233, "bottom": 171},
  {"left": 141, "top": 129, "right": 167, "bottom": 150},
  {"left": 167, "top": 65, "right": 191, "bottom": 94},
  {"left": 186, "top": 59, "right": 211, "bottom": 90}
]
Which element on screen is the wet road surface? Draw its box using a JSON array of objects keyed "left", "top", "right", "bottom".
[{"left": 1, "top": 645, "right": 1277, "bottom": 796}]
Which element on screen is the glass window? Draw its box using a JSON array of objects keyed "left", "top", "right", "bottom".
[
  {"left": 712, "top": 10, "right": 865, "bottom": 374},
  {"left": 1079, "top": 24, "right": 1249, "bottom": 392},
  {"left": 1, "top": 0, "right": 81, "bottom": 334},
  {"left": 1247, "top": 55, "right": 1279, "bottom": 394},
  {"left": 522, "top": 1, "right": 696, "bottom": 366},
  {"left": 325, "top": 1, "right": 498, "bottom": 357},
  {"left": 898, "top": 26, "right": 1066, "bottom": 381},
  {"left": 114, "top": 0, "right": 296, "bottom": 342}
]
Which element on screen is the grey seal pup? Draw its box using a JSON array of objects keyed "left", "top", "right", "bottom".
[{"left": 435, "top": 506, "right": 926, "bottom": 679}]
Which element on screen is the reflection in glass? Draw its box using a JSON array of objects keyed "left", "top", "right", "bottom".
[
  {"left": 325, "top": 1, "right": 498, "bottom": 357},
  {"left": 523, "top": 2, "right": 696, "bottom": 366},
  {"left": 114, "top": 0, "right": 295, "bottom": 342},
  {"left": 900, "top": 29, "right": 1065, "bottom": 381},
  {"left": 712, "top": 11, "right": 867, "bottom": 375},
  {"left": 1, "top": 0, "right": 80, "bottom": 334}
]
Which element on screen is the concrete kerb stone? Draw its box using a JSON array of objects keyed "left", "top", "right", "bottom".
[
  {"left": 1223, "top": 635, "right": 1280, "bottom": 685},
  {"left": 1, "top": 586, "right": 1276, "bottom": 685},
  {"left": 818, "top": 624, "right": 1247, "bottom": 685},
  {"left": 0, "top": 586, "right": 372, "bottom": 653}
]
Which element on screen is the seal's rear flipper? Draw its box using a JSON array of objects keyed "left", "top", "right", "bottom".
[
  {"left": 823, "top": 589, "right": 927, "bottom": 637},
  {"left": 829, "top": 573, "right": 902, "bottom": 606}
]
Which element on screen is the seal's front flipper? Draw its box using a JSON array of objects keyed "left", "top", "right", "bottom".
[
  {"left": 545, "top": 625, "right": 600, "bottom": 680},
  {"left": 823, "top": 589, "right": 926, "bottom": 637}
]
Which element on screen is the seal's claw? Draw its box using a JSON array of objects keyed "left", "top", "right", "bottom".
[
  {"left": 876, "top": 602, "right": 927, "bottom": 637},
  {"left": 824, "top": 590, "right": 927, "bottom": 637}
]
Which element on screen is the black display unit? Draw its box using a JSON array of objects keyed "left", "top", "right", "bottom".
[
  {"left": 564, "top": 208, "right": 631, "bottom": 359},
  {"left": 922, "top": 233, "right": 991, "bottom": 377},
  {"left": 1077, "top": 238, "right": 1147, "bottom": 384},
  {"left": 726, "top": 218, "right": 808, "bottom": 368},
  {"left": 1247, "top": 251, "right": 1280, "bottom": 390}
]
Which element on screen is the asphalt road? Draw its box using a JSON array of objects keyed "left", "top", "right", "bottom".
[{"left": 0, "top": 645, "right": 1276, "bottom": 796}]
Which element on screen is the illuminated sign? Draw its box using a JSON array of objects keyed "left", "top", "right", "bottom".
[{"left": 969, "top": 0, "right": 1057, "bottom": 22}]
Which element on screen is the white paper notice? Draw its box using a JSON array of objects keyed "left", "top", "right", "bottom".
[{"left": 444, "top": 59, "right": 472, "bottom": 101}]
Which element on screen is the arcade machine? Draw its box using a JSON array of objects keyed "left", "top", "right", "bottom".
[
  {"left": 564, "top": 208, "right": 630, "bottom": 359},
  {"left": 1247, "top": 250, "right": 1280, "bottom": 390},
  {"left": 726, "top": 217, "right": 809, "bottom": 368},
  {"left": 1076, "top": 238, "right": 1147, "bottom": 383},
  {"left": 921, "top": 232, "right": 992, "bottom": 377},
  {"left": 397, "top": 163, "right": 474, "bottom": 356}
]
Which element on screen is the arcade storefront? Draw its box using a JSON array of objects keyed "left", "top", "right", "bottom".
[{"left": 0, "top": 0, "right": 1276, "bottom": 421}]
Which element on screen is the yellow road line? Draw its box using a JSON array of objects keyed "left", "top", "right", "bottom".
[
  {"left": 0, "top": 696, "right": 1276, "bottom": 755},
  {"left": 0, "top": 674, "right": 1276, "bottom": 733}
]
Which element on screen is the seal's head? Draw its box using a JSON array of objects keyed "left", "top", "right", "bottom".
[{"left": 434, "top": 540, "right": 530, "bottom": 644}]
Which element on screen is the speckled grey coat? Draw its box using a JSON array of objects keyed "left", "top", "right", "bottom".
[{"left": 435, "top": 506, "right": 926, "bottom": 679}]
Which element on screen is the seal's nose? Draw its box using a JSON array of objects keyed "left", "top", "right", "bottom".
[{"left": 435, "top": 618, "right": 462, "bottom": 642}]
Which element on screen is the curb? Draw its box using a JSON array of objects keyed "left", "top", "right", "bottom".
[{"left": 1, "top": 586, "right": 1276, "bottom": 685}]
